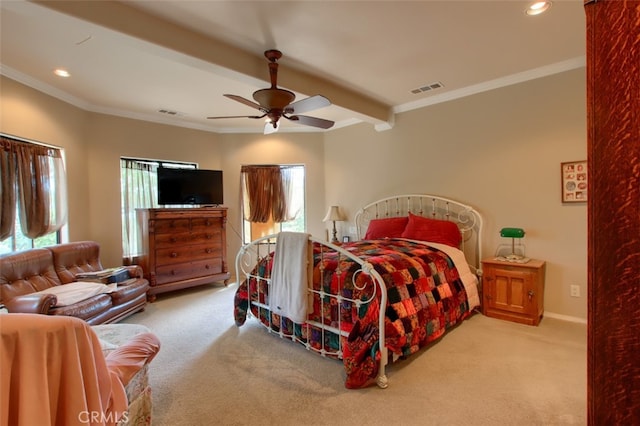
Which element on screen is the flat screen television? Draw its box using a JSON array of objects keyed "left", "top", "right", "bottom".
[{"left": 157, "top": 168, "right": 223, "bottom": 206}]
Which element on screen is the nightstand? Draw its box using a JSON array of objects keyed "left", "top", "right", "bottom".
[{"left": 481, "top": 258, "right": 546, "bottom": 326}]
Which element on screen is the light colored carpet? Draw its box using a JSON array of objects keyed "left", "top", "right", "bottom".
[{"left": 123, "top": 283, "right": 586, "bottom": 426}]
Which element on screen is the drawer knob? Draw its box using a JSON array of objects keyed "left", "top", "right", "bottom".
[
  {"left": 206, "top": 248, "right": 212, "bottom": 254},
  {"left": 170, "top": 252, "right": 178, "bottom": 258},
  {"left": 205, "top": 264, "right": 210, "bottom": 269},
  {"left": 528, "top": 290, "right": 535, "bottom": 301}
]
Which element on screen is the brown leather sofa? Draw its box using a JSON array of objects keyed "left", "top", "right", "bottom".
[{"left": 0, "top": 241, "right": 149, "bottom": 324}]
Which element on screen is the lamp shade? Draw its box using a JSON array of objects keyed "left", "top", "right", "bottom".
[
  {"left": 323, "top": 206, "right": 346, "bottom": 222},
  {"left": 500, "top": 227, "right": 525, "bottom": 238}
]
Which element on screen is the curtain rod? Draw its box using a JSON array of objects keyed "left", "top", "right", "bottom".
[
  {"left": 120, "top": 156, "right": 197, "bottom": 167},
  {"left": 0, "top": 132, "right": 62, "bottom": 150},
  {"left": 240, "top": 164, "right": 303, "bottom": 169}
]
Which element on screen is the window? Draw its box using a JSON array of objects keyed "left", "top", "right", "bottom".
[
  {"left": 0, "top": 135, "right": 67, "bottom": 255},
  {"left": 120, "top": 158, "right": 195, "bottom": 263},
  {"left": 241, "top": 164, "right": 305, "bottom": 243},
  {"left": 0, "top": 212, "right": 60, "bottom": 254}
]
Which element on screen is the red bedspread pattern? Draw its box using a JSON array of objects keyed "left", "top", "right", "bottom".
[{"left": 234, "top": 238, "right": 474, "bottom": 388}]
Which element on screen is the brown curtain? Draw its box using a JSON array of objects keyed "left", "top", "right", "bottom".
[
  {"left": 241, "top": 165, "right": 289, "bottom": 223},
  {"left": 0, "top": 137, "right": 67, "bottom": 241},
  {"left": 0, "top": 138, "right": 16, "bottom": 240}
]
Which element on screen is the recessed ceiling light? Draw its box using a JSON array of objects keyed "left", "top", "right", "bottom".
[
  {"left": 54, "top": 69, "right": 70, "bottom": 78},
  {"left": 525, "top": 1, "right": 552, "bottom": 16}
]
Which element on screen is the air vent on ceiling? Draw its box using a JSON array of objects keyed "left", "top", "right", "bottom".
[
  {"left": 158, "top": 108, "right": 181, "bottom": 116},
  {"left": 410, "top": 81, "right": 444, "bottom": 95}
]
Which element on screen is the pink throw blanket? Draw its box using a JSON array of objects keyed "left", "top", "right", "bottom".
[{"left": 0, "top": 314, "right": 128, "bottom": 426}]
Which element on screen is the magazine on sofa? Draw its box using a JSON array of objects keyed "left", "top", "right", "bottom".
[{"left": 75, "top": 267, "right": 130, "bottom": 284}]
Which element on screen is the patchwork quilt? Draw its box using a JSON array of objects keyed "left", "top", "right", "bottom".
[{"left": 234, "top": 238, "right": 476, "bottom": 388}]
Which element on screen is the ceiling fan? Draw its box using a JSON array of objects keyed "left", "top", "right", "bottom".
[{"left": 207, "top": 49, "right": 334, "bottom": 133}]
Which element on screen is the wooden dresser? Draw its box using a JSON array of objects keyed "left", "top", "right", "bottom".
[{"left": 137, "top": 207, "right": 230, "bottom": 300}]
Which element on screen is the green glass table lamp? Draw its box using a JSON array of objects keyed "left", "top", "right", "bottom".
[{"left": 500, "top": 227, "right": 526, "bottom": 261}]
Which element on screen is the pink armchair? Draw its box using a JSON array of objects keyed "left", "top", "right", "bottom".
[{"left": 0, "top": 314, "right": 160, "bottom": 426}]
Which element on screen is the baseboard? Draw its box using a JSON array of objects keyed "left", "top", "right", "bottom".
[{"left": 544, "top": 311, "right": 587, "bottom": 324}]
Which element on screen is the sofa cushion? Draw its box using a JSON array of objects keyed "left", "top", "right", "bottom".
[
  {"left": 50, "top": 293, "right": 112, "bottom": 321},
  {"left": 30, "top": 281, "right": 115, "bottom": 306},
  {"left": 0, "top": 249, "right": 62, "bottom": 303},
  {"left": 48, "top": 241, "right": 103, "bottom": 284},
  {"left": 93, "top": 323, "right": 153, "bottom": 347}
]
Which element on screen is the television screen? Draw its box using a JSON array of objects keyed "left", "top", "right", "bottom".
[{"left": 157, "top": 168, "right": 223, "bottom": 206}]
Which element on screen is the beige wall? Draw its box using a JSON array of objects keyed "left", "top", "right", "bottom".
[
  {"left": 324, "top": 68, "right": 587, "bottom": 320},
  {"left": 82, "top": 114, "right": 224, "bottom": 266},
  {"left": 218, "top": 132, "right": 325, "bottom": 270},
  {"left": 1, "top": 76, "right": 92, "bottom": 241},
  {"left": 1, "top": 68, "right": 587, "bottom": 320}
]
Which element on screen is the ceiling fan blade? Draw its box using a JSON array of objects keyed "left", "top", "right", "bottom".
[
  {"left": 287, "top": 114, "right": 334, "bottom": 129},
  {"left": 207, "top": 114, "right": 266, "bottom": 120},
  {"left": 224, "top": 94, "right": 263, "bottom": 110},
  {"left": 286, "top": 95, "right": 331, "bottom": 115}
]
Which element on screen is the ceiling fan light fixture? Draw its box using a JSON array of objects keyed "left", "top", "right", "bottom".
[
  {"left": 525, "top": 1, "right": 552, "bottom": 16},
  {"left": 54, "top": 68, "right": 70, "bottom": 78},
  {"left": 264, "top": 120, "right": 278, "bottom": 134}
]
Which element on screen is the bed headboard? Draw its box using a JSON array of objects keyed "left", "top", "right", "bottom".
[{"left": 354, "top": 194, "right": 483, "bottom": 276}]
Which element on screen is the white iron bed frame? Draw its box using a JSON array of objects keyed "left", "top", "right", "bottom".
[{"left": 235, "top": 194, "right": 483, "bottom": 389}]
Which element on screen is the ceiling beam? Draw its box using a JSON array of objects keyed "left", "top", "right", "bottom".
[{"left": 33, "top": 0, "right": 393, "bottom": 126}]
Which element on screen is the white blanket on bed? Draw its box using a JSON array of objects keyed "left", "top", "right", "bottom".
[{"left": 269, "top": 232, "right": 311, "bottom": 323}]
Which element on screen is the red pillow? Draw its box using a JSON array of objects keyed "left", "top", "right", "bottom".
[
  {"left": 364, "top": 217, "right": 409, "bottom": 239},
  {"left": 400, "top": 213, "right": 461, "bottom": 248}
]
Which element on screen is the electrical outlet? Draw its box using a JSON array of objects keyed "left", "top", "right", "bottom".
[{"left": 570, "top": 285, "right": 581, "bottom": 297}]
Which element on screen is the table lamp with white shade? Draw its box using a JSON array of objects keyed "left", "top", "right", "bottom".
[{"left": 323, "top": 206, "right": 346, "bottom": 243}]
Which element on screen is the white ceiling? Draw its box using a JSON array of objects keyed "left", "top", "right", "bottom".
[{"left": 0, "top": 0, "right": 586, "bottom": 134}]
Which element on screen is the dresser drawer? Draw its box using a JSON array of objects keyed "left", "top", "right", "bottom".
[
  {"left": 191, "top": 229, "right": 222, "bottom": 243},
  {"left": 155, "top": 258, "right": 223, "bottom": 284},
  {"left": 154, "top": 232, "right": 192, "bottom": 248},
  {"left": 155, "top": 243, "right": 222, "bottom": 265},
  {"left": 153, "top": 230, "right": 221, "bottom": 247},
  {"left": 153, "top": 219, "right": 190, "bottom": 234},
  {"left": 191, "top": 217, "right": 222, "bottom": 231}
]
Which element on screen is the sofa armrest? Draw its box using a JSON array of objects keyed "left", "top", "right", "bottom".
[
  {"left": 105, "top": 332, "right": 161, "bottom": 387},
  {"left": 3, "top": 293, "right": 57, "bottom": 314},
  {"left": 123, "top": 265, "right": 144, "bottom": 279}
]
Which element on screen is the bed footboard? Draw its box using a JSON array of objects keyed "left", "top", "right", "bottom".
[{"left": 235, "top": 234, "right": 390, "bottom": 389}]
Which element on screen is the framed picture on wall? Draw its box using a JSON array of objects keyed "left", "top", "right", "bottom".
[{"left": 561, "top": 160, "right": 588, "bottom": 203}]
